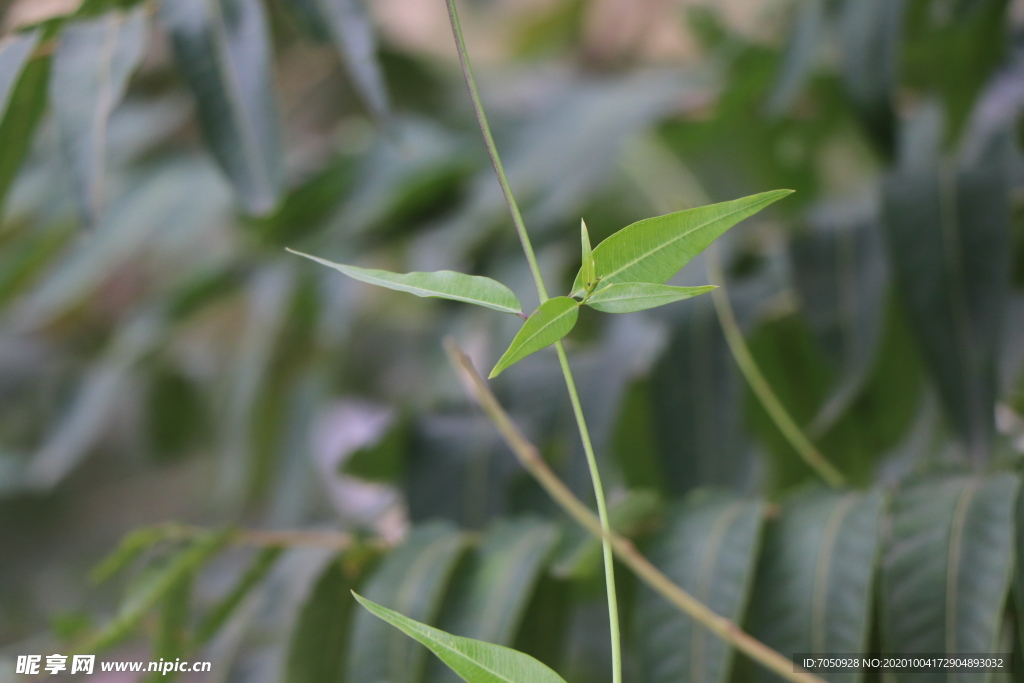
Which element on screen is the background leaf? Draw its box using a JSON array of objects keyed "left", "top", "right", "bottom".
[
  {"left": 0, "top": 30, "right": 48, "bottom": 214},
  {"left": 882, "top": 108, "right": 1011, "bottom": 460},
  {"left": 50, "top": 8, "right": 148, "bottom": 223},
  {"left": 280, "top": 0, "right": 390, "bottom": 124},
  {"left": 747, "top": 487, "right": 883, "bottom": 683},
  {"left": 882, "top": 474, "right": 1020, "bottom": 680},
  {"left": 635, "top": 490, "right": 763, "bottom": 683},
  {"left": 159, "top": 0, "right": 283, "bottom": 215}
]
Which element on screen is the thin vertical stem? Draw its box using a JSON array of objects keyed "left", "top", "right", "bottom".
[{"left": 443, "top": 2, "right": 620, "bottom": 681}]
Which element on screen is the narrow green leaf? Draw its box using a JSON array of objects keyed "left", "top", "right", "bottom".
[
  {"left": 747, "top": 488, "right": 883, "bottom": 683},
  {"left": 91, "top": 524, "right": 177, "bottom": 583},
  {"left": 570, "top": 190, "right": 793, "bottom": 296},
  {"left": 346, "top": 522, "right": 466, "bottom": 683},
  {"left": 159, "top": 0, "right": 283, "bottom": 216},
  {"left": 882, "top": 474, "right": 1019, "bottom": 680},
  {"left": 280, "top": 0, "right": 390, "bottom": 124},
  {"left": 580, "top": 219, "right": 596, "bottom": 293},
  {"left": 288, "top": 249, "right": 524, "bottom": 316},
  {"left": 83, "top": 529, "right": 231, "bottom": 653},
  {"left": 586, "top": 283, "right": 715, "bottom": 314},
  {"left": 0, "top": 30, "right": 49, "bottom": 215},
  {"left": 635, "top": 490, "right": 763, "bottom": 683},
  {"left": 51, "top": 8, "right": 148, "bottom": 223},
  {"left": 490, "top": 298, "right": 579, "bottom": 378},
  {"left": 286, "top": 555, "right": 359, "bottom": 683},
  {"left": 354, "top": 592, "right": 568, "bottom": 683},
  {"left": 145, "top": 572, "right": 192, "bottom": 683},
  {"left": 193, "top": 546, "right": 281, "bottom": 646},
  {"left": 882, "top": 112, "right": 1010, "bottom": 461}
]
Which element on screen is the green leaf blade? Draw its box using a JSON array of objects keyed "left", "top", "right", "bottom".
[
  {"left": 288, "top": 249, "right": 523, "bottom": 315},
  {"left": 353, "top": 592, "right": 568, "bottom": 683},
  {"left": 580, "top": 220, "right": 596, "bottom": 293},
  {"left": 586, "top": 283, "right": 715, "bottom": 313},
  {"left": 882, "top": 474, "right": 1019, "bottom": 677},
  {"left": 490, "top": 297, "right": 579, "bottom": 378},
  {"left": 571, "top": 190, "right": 793, "bottom": 296}
]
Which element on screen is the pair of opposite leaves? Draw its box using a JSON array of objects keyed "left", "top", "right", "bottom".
[{"left": 289, "top": 190, "right": 792, "bottom": 379}]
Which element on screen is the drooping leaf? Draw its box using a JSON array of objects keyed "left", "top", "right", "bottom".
[
  {"left": 882, "top": 109, "right": 1011, "bottom": 461},
  {"left": 747, "top": 488, "right": 883, "bottom": 683},
  {"left": 288, "top": 249, "right": 524, "bottom": 316},
  {"left": 286, "top": 554, "right": 361, "bottom": 683},
  {"left": 0, "top": 30, "right": 49, "bottom": 214},
  {"left": 490, "top": 298, "right": 579, "bottom": 378},
  {"left": 280, "top": 0, "right": 390, "bottom": 123},
  {"left": 838, "top": 0, "right": 904, "bottom": 155},
  {"left": 50, "top": 8, "right": 148, "bottom": 224},
  {"left": 354, "top": 592, "right": 569, "bottom": 683},
  {"left": 428, "top": 518, "right": 560, "bottom": 683},
  {"left": 765, "top": 0, "right": 825, "bottom": 117},
  {"left": 580, "top": 219, "right": 596, "bottom": 293},
  {"left": 585, "top": 283, "right": 715, "bottom": 314},
  {"left": 569, "top": 190, "right": 792, "bottom": 296},
  {"left": 159, "top": 0, "right": 283, "bottom": 216},
  {"left": 882, "top": 474, "right": 1020, "bottom": 680},
  {"left": 193, "top": 546, "right": 282, "bottom": 646},
  {"left": 635, "top": 490, "right": 764, "bottom": 683},
  {"left": 346, "top": 522, "right": 466, "bottom": 683},
  {"left": 91, "top": 524, "right": 182, "bottom": 583},
  {"left": 83, "top": 529, "right": 232, "bottom": 653}
]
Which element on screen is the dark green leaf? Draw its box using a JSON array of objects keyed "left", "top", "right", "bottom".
[
  {"left": 159, "top": 0, "right": 283, "bottom": 215},
  {"left": 838, "top": 0, "right": 903, "bottom": 155},
  {"left": 51, "top": 8, "right": 148, "bottom": 223},
  {"left": 280, "top": 0, "right": 390, "bottom": 123},
  {"left": 635, "top": 490, "right": 763, "bottom": 683},
  {"left": 748, "top": 488, "right": 883, "bottom": 683},
  {"left": 882, "top": 474, "right": 1019, "bottom": 679},
  {"left": 288, "top": 249, "right": 524, "bottom": 316},
  {"left": 585, "top": 283, "right": 715, "bottom": 314},
  {"left": 490, "top": 298, "right": 579, "bottom": 378},
  {"left": 286, "top": 555, "right": 359, "bottom": 683},
  {"left": 0, "top": 31, "right": 49, "bottom": 215},
  {"left": 346, "top": 522, "right": 466, "bottom": 683},
  {"left": 354, "top": 592, "right": 568, "bottom": 683},
  {"left": 343, "top": 411, "right": 410, "bottom": 482},
  {"left": 882, "top": 112, "right": 1010, "bottom": 461},
  {"left": 570, "top": 191, "right": 792, "bottom": 296}
]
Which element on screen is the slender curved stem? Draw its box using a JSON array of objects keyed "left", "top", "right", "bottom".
[
  {"left": 444, "top": 2, "right": 620, "bottom": 680},
  {"left": 705, "top": 247, "right": 846, "bottom": 488},
  {"left": 446, "top": 340, "right": 826, "bottom": 683}
]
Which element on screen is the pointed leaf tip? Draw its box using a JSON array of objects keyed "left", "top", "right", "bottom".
[
  {"left": 490, "top": 297, "right": 580, "bottom": 378},
  {"left": 352, "top": 592, "right": 568, "bottom": 683}
]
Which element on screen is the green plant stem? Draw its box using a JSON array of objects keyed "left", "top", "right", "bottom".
[
  {"left": 444, "top": 2, "right": 621, "bottom": 680},
  {"left": 554, "top": 341, "right": 622, "bottom": 676},
  {"left": 446, "top": 340, "right": 826, "bottom": 683},
  {"left": 705, "top": 246, "right": 846, "bottom": 488}
]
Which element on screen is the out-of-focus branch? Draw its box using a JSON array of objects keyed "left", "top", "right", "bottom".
[{"left": 444, "top": 338, "right": 826, "bottom": 683}]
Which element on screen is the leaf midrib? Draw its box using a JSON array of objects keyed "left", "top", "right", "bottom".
[
  {"left": 596, "top": 198, "right": 775, "bottom": 284},
  {"left": 811, "top": 494, "right": 859, "bottom": 654}
]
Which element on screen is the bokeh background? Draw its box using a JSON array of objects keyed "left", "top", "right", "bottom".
[{"left": 1, "top": 0, "right": 1023, "bottom": 681}]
